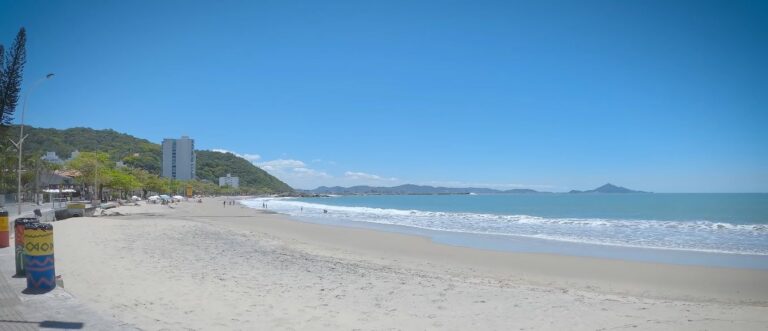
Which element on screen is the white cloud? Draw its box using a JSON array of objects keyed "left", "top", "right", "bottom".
[
  {"left": 292, "top": 167, "right": 331, "bottom": 178},
  {"left": 212, "top": 149, "right": 261, "bottom": 163},
  {"left": 257, "top": 159, "right": 307, "bottom": 171},
  {"left": 252, "top": 158, "right": 402, "bottom": 189},
  {"left": 208, "top": 150, "right": 555, "bottom": 191},
  {"left": 240, "top": 154, "right": 262, "bottom": 162},
  {"left": 255, "top": 159, "right": 331, "bottom": 189},
  {"left": 209, "top": 150, "right": 398, "bottom": 189},
  {"left": 211, "top": 149, "right": 553, "bottom": 191},
  {"left": 344, "top": 171, "right": 398, "bottom": 181}
]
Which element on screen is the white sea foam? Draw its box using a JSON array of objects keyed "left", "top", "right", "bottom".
[{"left": 242, "top": 198, "right": 768, "bottom": 255}]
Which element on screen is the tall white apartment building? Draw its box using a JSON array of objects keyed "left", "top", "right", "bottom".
[{"left": 162, "top": 136, "right": 196, "bottom": 180}]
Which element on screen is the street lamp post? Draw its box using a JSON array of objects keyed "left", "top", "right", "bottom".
[{"left": 9, "top": 73, "right": 54, "bottom": 215}]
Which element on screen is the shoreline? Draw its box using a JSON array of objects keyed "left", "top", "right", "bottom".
[
  {"left": 233, "top": 200, "right": 768, "bottom": 304},
  {"left": 282, "top": 209, "right": 768, "bottom": 270},
  {"left": 51, "top": 197, "right": 768, "bottom": 329},
  {"left": 246, "top": 194, "right": 768, "bottom": 261}
]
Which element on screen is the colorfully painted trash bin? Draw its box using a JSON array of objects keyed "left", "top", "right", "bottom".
[
  {"left": 14, "top": 218, "right": 39, "bottom": 276},
  {"left": 0, "top": 210, "right": 8, "bottom": 248},
  {"left": 24, "top": 222, "right": 55, "bottom": 291}
]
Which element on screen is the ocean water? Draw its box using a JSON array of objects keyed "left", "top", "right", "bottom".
[{"left": 241, "top": 194, "right": 768, "bottom": 267}]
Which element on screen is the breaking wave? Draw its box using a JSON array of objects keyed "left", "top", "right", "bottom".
[{"left": 242, "top": 198, "right": 768, "bottom": 255}]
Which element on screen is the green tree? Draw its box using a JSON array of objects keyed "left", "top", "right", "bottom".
[
  {"left": 105, "top": 168, "right": 140, "bottom": 199},
  {"left": 167, "top": 178, "right": 180, "bottom": 195},
  {"left": 0, "top": 144, "right": 16, "bottom": 193},
  {"left": 143, "top": 174, "right": 168, "bottom": 195},
  {"left": 0, "top": 28, "right": 27, "bottom": 193},
  {"left": 0, "top": 27, "right": 26, "bottom": 134},
  {"left": 67, "top": 151, "right": 112, "bottom": 200},
  {"left": 127, "top": 168, "right": 152, "bottom": 198}
]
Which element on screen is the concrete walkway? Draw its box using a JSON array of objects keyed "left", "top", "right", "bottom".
[
  {"left": 1, "top": 203, "right": 54, "bottom": 218},
  {"left": 0, "top": 229, "right": 138, "bottom": 330}
]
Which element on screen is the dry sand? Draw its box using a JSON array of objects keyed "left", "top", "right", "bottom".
[{"left": 51, "top": 197, "right": 768, "bottom": 330}]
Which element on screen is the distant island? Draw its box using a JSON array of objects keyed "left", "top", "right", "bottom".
[
  {"left": 304, "top": 183, "right": 649, "bottom": 195},
  {"left": 569, "top": 183, "right": 649, "bottom": 194}
]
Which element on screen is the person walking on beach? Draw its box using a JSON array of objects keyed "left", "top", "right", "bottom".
[{"left": 223, "top": 201, "right": 226, "bottom": 208}]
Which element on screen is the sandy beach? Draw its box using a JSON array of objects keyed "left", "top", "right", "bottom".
[{"left": 50, "top": 197, "right": 768, "bottom": 330}]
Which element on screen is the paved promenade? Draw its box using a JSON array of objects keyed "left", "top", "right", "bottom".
[
  {"left": 1, "top": 203, "right": 55, "bottom": 219},
  {"left": 0, "top": 223, "right": 137, "bottom": 330}
]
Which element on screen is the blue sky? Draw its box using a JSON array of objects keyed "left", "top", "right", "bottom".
[{"left": 1, "top": 0, "right": 766, "bottom": 192}]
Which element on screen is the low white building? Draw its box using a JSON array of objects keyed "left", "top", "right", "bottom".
[
  {"left": 41, "top": 151, "right": 64, "bottom": 164},
  {"left": 219, "top": 173, "right": 239, "bottom": 188}
]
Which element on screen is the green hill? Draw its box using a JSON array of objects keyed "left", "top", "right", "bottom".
[
  {"left": 196, "top": 150, "right": 292, "bottom": 192},
  {"left": 6, "top": 125, "right": 293, "bottom": 193}
]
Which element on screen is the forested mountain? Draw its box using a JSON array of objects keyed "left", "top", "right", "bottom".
[
  {"left": 12, "top": 126, "right": 162, "bottom": 173},
  {"left": 196, "top": 150, "right": 292, "bottom": 192},
  {"left": 4, "top": 125, "right": 293, "bottom": 193},
  {"left": 306, "top": 184, "right": 544, "bottom": 195}
]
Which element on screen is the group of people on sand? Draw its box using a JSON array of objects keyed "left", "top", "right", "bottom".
[{"left": 223, "top": 200, "right": 236, "bottom": 207}]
